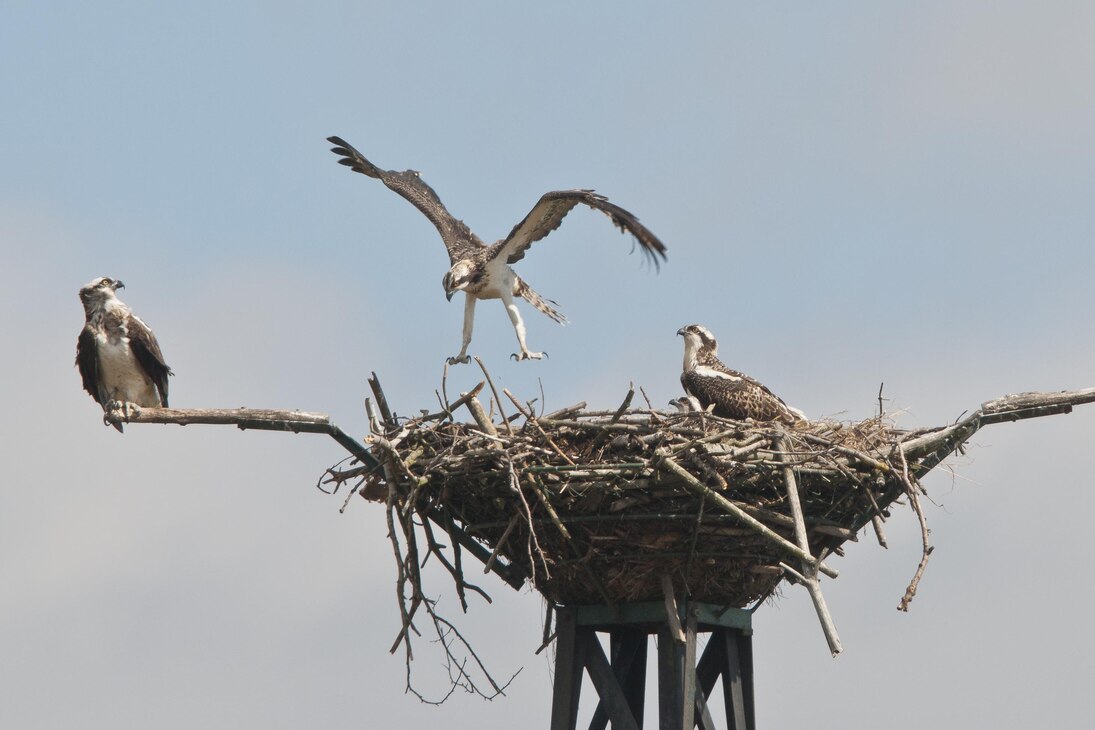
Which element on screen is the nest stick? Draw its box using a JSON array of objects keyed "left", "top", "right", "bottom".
[
  {"left": 503, "top": 388, "right": 575, "bottom": 466},
  {"left": 780, "top": 561, "right": 843, "bottom": 656},
  {"left": 507, "top": 461, "right": 550, "bottom": 581},
  {"left": 610, "top": 384, "right": 635, "bottom": 423},
  {"left": 474, "top": 356, "right": 513, "bottom": 435},
  {"left": 777, "top": 437, "right": 810, "bottom": 552},
  {"left": 420, "top": 384, "right": 486, "bottom": 422},
  {"left": 528, "top": 476, "right": 574, "bottom": 543},
  {"left": 463, "top": 391, "right": 498, "bottom": 437},
  {"left": 799, "top": 433, "right": 889, "bottom": 472},
  {"left": 368, "top": 372, "right": 396, "bottom": 430},
  {"left": 897, "top": 449, "right": 933, "bottom": 612},
  {"left": 655, "top": 451, "right": 838, "bottom": 579},
  {"left": 777, "top": 435, "right": 843, "bottom": 656},
  {"left": 870, "top": 515, "right": 889, "bottom": 549},
  {"left": 685, "top": 493, "right": 706, "bottom": 580},
  {"left": 660, "top": 575, "right": 686, "bottom": 643},
  {"left": 419, "top": 517, "right": 468, "bottom": 612},
  {"left": 385, "top": 481, "right": 415, "bottom": 660},
  {"left": 365, "top": 398, "right": 382, "bottom": 435},
  {"left": 537, "top": 602, "right": 556, "bottom": 655},
  {"left": 483, "top": 514, "right": 521, "bottom": 575},
  {"left": 542, "top": 402, "right": 587, "bottom": 420}
]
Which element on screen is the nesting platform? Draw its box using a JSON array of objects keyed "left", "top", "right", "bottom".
[{"left": 361, "top": 404, "right": 909, "bottom": 610}]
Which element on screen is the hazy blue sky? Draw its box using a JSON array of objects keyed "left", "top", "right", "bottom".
[{"left": 3, "top": 2, "right": 1095, "bottom": 728}]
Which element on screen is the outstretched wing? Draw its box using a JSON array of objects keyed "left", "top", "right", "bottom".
[
  {"left": 76, "top": 326, "right": 105, "bottom": 405},
  {"left": 327, "top": 136, "right": 484, "bottom": 263},
  {"left": 127, "top": 314, "right": 172, "bottom": 407},
  {"left": 489, "top": 189, "right": 667, "bottom": 268}
]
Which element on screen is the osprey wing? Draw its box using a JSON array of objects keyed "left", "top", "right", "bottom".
[
  {"left": 76, "top": 326, "right": 105, "bottom": 405},
  {"left": 127, "top": 314, "right": 172, "bottom": 407},
  {"left": 327, "top": 136, "right": 483, "bottom": 263},
  {"left": 682, "top": 365, "right": 801, "bottom": 424},
  {"left": 489, "top": 189, "right": 667, "bottom": 267}
]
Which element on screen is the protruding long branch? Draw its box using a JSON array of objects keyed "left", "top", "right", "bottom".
[
  {"left": 900, "top": 387, "right": 1095, "bottom": 472},
  {"left": 106, "top": 405, "right": 381, "bottom": 469}
]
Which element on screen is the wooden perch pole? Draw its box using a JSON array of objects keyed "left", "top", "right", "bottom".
[
  {"left": 900, "top": 387, "right": 1095, "bottom": 472},
  {"left": 106, "top": 405, "right": 383, "bottom": 470}
]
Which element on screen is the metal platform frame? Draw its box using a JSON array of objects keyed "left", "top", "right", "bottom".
[{"left": 550, "top": 601, "right": 755, "bottom": 730}]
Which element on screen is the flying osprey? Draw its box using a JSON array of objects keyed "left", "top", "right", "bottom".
[
  {"left": 76, "top": 277, "right": 172, "bottom": 431},
  {"left": 677, "top": 324, "right": 806, "bottom": 424},
  {"left": 328, "top": 135, "right": 667, "bottom": 363}
]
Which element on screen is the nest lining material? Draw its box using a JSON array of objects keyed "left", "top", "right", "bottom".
[{"left": 358, "top": 393, "right": 925, "bottom": 610}]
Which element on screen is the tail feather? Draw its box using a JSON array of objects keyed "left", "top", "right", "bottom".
[{"left": 514, "top": 277, "right": 568, "bottom": 324}]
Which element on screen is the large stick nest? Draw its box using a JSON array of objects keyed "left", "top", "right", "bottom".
[{"left": 356, "top": 394, "right": 927, "bottom": 609}]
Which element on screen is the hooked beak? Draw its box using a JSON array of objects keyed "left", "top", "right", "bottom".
[
  {"left": 113, "top": 279, "right": 125, "bottom": 291},
  {"left": 676, "top": 327, "right": 686, "bottom": 336},
  {"left": 446, "top": 290, "right": 455, "bottom": 302}
]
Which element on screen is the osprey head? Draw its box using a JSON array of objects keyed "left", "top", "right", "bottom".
[
  {"left": 677, "top": 324, "right": 718, "bottom": 369},
  {"left": 442, "top": 260, "right": 475, "bottom": 301},
  {"left": 78, "top": 276, "right": 124, "bottom": 311}
]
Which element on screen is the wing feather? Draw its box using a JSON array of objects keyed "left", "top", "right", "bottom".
[
  {"left": 327, "top": 136, "right": 483, "bottom": 263},
  {"left": 682, "top": 367, "right": 800, "bottom": 423},
  {"left": 489, "top": 189, "right": 667, "bottom": 267},
  {"left": 76, "top": 326, "right": 104, "bottom": 405},
  {"left": 127, "top": 315, "right": 172, "bottom": 407}
]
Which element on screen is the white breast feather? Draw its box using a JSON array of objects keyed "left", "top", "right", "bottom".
[{"left": 96, "top": 333, "right": 160, "bottom": 406}]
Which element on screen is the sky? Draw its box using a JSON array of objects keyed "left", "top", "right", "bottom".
[{"left": 3, "top": 1, "right": 1095, "bottom": 727}]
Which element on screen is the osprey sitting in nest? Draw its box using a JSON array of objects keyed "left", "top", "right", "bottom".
[
  {"left": 677, "top": 324, "right": 805, "bottom": 424},
  {"left": 328, "top": 135, "right": 667, "bottom": 364},
  {"left": 76, "top": 277, "right": 172, "bottom": 431}
]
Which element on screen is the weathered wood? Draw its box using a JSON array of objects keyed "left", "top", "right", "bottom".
[
  {"left": 482, "top": 514, "right": 521, "bottom": 575},
  {"left": 896, "top": 449, "right": 933, "bottom": 612},
  {"left": 589, "top": 630, "right": 647, "bottom": 730},
  {"left": 620, "top": 631, "right": 648, "bottom": 730},
  {"left": 681, "top": 613, "right": 697, "bottom": 730},
  {"left": 463, "top": 392, "right": 498, "bottom": 436},
  {"left": 106, "top": 405, "right": 330, "bottom": 428},
  {"left": 656, "top": 452, "right": 839, "bottom": 579},
  {"left": 901, "top": 387, "right": 1095, "bottom": 469},
  {"left": 661, "top": 575, "right": 685, "bottom": 644},
  {"left": 722, "top": 629, "right": 749, "bottom": 730},
  {"left": 473, "top": 356, "right": 513, "bottom": 435},
  {"left": 657, "top": 623, "right": 685, "bottom": 730},
  {"left": 550, "top": 608, "right": 583, "bottom": 730},
  {"left": 777, "top": 435, "right": 843, "bottom": 655},
  {"left": 981, "top": 387, "right": 1095, "bottom": 414},
  {"left": 583, "top": 632, "right": 640, "bottom": 730},
  {"left": 367, "top": 372, "right": 395, "bottom": 428},
  {"left": 105, "top": 405, "right": 384, "bottom": 472}
]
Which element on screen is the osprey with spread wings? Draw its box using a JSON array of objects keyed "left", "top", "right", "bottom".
[{"left": 328, "top": 136, "right": 667, "bottom": 363}]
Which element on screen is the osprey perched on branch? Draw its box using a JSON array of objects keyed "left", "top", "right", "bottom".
[
  {"left": 76, "top": 277, "right": 172, "bottom": 431},
  {"left": 328, "top": 135, "right": 667, "bottom": 363},
  {"left": 677, "top": 324, "right": 805, "bottom": 424}
]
